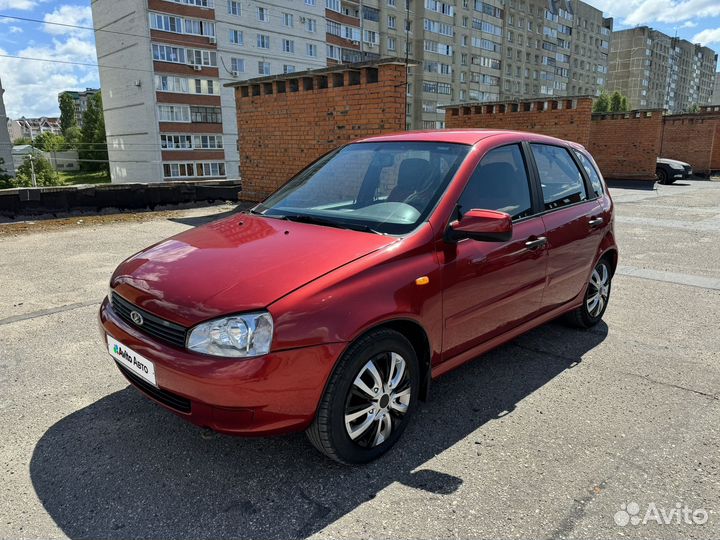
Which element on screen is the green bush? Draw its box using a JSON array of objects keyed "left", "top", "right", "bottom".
[{"left": 15, "top": 155, "right": 62, "bottom": 187}]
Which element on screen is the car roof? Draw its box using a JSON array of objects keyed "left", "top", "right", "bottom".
[{"left": 356, "top": 129, "right": 585, "bottom": 149}]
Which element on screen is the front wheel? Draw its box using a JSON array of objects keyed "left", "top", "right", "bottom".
[
  {"left": 306, "top": 328, "right": 419, "bottom": 464},
  {"left": 565, "top": 259, "right": 612, "bottom": 328},
  {"left": 656, "top": 167, "right": 675, "bottom": 185}
]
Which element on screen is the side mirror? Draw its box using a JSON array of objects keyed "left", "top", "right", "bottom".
[{"left": 449, "top": 209, "right": 513, "bottom": 242}]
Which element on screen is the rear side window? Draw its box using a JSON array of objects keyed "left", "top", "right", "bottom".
[
  {"left": 574, "top": 150, "right": 604, "bottom": 197},
  {"left": 530, "top": 143, "right": 587, "bottom": 211},
  {"left": 457, "top": 144, "right": 533, "bottom": 220}
]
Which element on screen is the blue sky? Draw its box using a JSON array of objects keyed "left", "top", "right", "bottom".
[{"left": 0, "top": 0, "right": 718, "bottom": 118}]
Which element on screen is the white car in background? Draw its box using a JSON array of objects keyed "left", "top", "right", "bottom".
[{"left": 656, "top": 158, "right": 693, "bottom": 185}]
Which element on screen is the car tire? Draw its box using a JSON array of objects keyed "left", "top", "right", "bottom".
[
  {"left": 565, "top": 258, "right": 612, "bottom": 329},
  {"left": 306, "top": 328, "right": 419, "bottom": 464},
  {"left": 656, "top": 167, "right": 674, "bottom": 185}
]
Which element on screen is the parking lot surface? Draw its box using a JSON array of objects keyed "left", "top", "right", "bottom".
[{"left": 1, "top": 180, "right": 719, "bottom": 539}]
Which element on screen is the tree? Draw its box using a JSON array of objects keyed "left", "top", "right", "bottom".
[
  {"left": 59, "top": 92, "right": 78, "bottom": 135},
  {"left": 620, "top": 96, "right": 628, "bottom": 112},
  {"left": 688, "top": 104, "right": 700, "bottom": 113},
  {"left": 15, "top": 155, "right": 61, "bottom": 187},
  {"left": 79, "top": 92, "right": 108, "bottom": 172},
  {"left": 609, "top": 91, "right": 625, "bottom": 112},
  {"left": 64, "top": 125, "right": 82, "bottom": 149},
  {"left": 32, "top": 132, "right": 66, "bottom": 152},
  {"left": 0, "top": 157, "right": 13, "bottom": 189},
  {"left": 593, "top": 91, "right": 610, "bottom": 113}
]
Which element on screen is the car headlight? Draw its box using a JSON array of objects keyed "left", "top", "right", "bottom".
[
  {"left": 187, "top": 312, "right": 274, "bottom": 358},
  {"left": 669, "top": 163, "right": 684, "bottom": 170}
]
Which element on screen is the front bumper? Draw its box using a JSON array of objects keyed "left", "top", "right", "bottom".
[{"left": 99, "top": 297, "right": 345, "bottom": 435}]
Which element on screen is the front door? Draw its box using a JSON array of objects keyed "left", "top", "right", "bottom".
[{"left": 440, "top": 143, "right": 548, "bottom": 359}]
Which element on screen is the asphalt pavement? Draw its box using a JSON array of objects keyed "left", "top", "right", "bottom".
[{"left": 0, "top": 180, "right": 718, "bottom": 539}]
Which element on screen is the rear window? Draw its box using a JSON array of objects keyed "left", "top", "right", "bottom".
[
  {"left": 574, "top": 150, "right": 604, "bottom": 197},
  {"left": 530, "top": 143, "right": 587, "bottom": 211}
]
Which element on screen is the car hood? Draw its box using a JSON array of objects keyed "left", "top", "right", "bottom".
[
  {"left": 657, "top": 158, "right": 690, "bottom": 168},
  {"left": 112, "top": 214, "right": 397, "bottom": 327}
]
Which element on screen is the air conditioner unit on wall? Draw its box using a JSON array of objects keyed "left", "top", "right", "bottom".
[
  {"left": 193, "top": 65, "right": 202, "bottom": 71},
  {"left": 208, "top": 36, "right": 217, "bottom": 44},
  {"left": 231, "top": 70, "right": 240, "bottom": 77},
  {"left": 299, "top": 16, "right": 307, "bottom": 23}
]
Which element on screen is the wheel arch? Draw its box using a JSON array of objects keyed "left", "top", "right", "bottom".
[{"left": 345, "top": 318, "right": 433, "bottom": 402}]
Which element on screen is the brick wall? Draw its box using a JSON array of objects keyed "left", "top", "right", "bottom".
[
  {"left": 444, "top": 97, "right": 593, "bottom": 146},
  {"left": 661, "top": 108, "right": 720, "bottom": 175},
  {"left": 588, "top": 111, "right": 665, "bottom": 180},
  {"left": 231, "top": 60, "right": 407, "bottom": 201}
]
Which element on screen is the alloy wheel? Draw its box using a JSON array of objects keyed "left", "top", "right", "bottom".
[
  {"left": 586, "top": 262, "right": 610, "bottom": 317},
  {"left": 344, "top": 352, "right": 412, "bottom": 448}
]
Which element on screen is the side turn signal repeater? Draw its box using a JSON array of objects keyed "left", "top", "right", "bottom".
[{"left": 415, "top": 276, "right": 430, "bottom": 286}]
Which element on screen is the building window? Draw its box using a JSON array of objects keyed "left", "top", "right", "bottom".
[
  {"left": 186, "top": 48, "right": 217, "bottom": 66},
  {"left": 305, "top": 0, "right": 316, "bottom": 5},
  {"left": 258, "top": 61, "right": 271, "bottom": 75},
  {"left": 152, "top": 44, "right": 186, "bottom": 63},
  {"left": 160, "top": 134, "right": 193, "bottom": 149},
  {"left": 326, "top": 44, "right": 341, "bottom": 60},
  {"left": 190, "top": 106, "right": 222, "bottom": 123},
  {"left": 283, "top": 64, "right": 296, "bottom": 73},
  {"left": 306, "top": 43, "right": 317, "bottom": 57},
  {"left": 229, "top": 30, "right": 243, "bottom": 45},
  {"left": 257, "top": 7, "right": 270, "bottom": 22},
  {"left": 155, "top": 75, "right": 189, "bottom": 93},
  {"left": 193, "top": 135, "right": 224, "bottom": 149},
  {"left": 282, "top": 39, "right": 295, "bottom": 53},
  {"left": 388, "top": 37, "right": 396, "bottom": 51},
  {"left": 327, "top": 20, "right": 341, "bottom": 36},
  {"left": 257, "top": 34, "right": 270, "bottom": 48},
  {"left": 326, "top": 0, "right": 341, "bottom": 13},
  {"left": 283, "top": 13, "right": 293, "bottom": 27},
  {"left": 163, "top": 162, "right": 226, "bottom": 178},
  {"left": 157, "top": 105, "right": 191, "bottom": 122},
  {"left": 306, "top": 18, "right": 317, "bottom": 32},
  {"left": 227, "top": 0, "right": 240, "bottom": 15},
  {"left": 231, "top": 57, "right": 245, "bottom": 73},
  {"left": 388, "top": 15, "right": 396, "bottom": 29}
]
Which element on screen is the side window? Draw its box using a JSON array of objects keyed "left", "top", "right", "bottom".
[
  {"left": 530, "top": 143, "right": 588, "bottom": 210},
  {"left": 457, "top": 144, "right": 533, "bottom": 220},
  {"left": 574, "top": 150, "right": 604, "bottom": 197}
]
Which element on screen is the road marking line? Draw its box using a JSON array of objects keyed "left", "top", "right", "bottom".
[
  {"left": 616, "top": 266, "right": 720, "bottom": 291},
  {"left": 0, "top": 301, "right": 99, "bottom": 326}
]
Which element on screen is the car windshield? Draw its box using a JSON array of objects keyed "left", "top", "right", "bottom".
[{"left": 254, "top": 141, "right": 470, "bottom": 235}]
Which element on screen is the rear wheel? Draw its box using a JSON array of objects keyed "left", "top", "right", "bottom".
[
  {"left": 565, "top": 259, "right": 612, "bottom": 328},
  {"left": 306, "top": 328, "right": 419, "bottom": 464}
]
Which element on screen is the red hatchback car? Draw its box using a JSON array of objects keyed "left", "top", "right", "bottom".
[{"left": 100, "top": 130, "right": 617, "bottom": 463}]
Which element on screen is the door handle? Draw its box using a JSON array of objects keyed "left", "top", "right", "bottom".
[
  {"left": 524, "top": 236, "right": 547, "bottom": 250},
  {"left": 588, "top": 217, "right": 604, "bottom": 228}
]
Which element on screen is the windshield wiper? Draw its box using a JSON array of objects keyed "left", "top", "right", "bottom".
[{"left": 278, "top": 214, "right": 381, "bottom": 234}]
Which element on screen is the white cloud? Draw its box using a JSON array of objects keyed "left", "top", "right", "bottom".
[
  {"left": 593, "top": 0, "right": 720, "bottom": 26},
  {"left": 692, "top": 27, "right": 720, "bottom": 47},
  {"left": 9, "top": 26, "right": 22, "bottom": 33},
  {"left": 0, "top": 35, "right": 99, "bottom": 118},
  {"left": 43, "top": 4, "right": 93, "bottom": 36},
  {"left": 0, "top": 0, "right": 36, "bottom": 9},
  {"left": 0, "top": 3, "right": 100, "bottom": 118},
  {"left": 680, "top": 21, "right": 698, "bottom": 28}
]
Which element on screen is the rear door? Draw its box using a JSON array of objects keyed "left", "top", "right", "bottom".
[
  {"left": 527, "top": 143, "right": 604, "bottom": 310},
  {"left": 440, "top": 143, "right": 548, "bottom": 358}
]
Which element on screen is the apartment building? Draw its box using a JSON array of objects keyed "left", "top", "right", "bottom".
[
  {"left": 0, "top": 78, "right": 13, "bottom": 175},
  {"left": 607, "top": 27, "right": 718, "bottom": 113},
  {"left": 8, "top": 117, "right": 62, "bottom": 141},
  {"left": 711, "top": 71, "right": 720, "bottom": 104},
  {"left": 323, "top": 0, "right": 612, "bottom": 129},
  {"left": 91, "top": 0, "right": 327, "bottom": 183},
  {"left": 58, "top": 88, "right": 100, "bottom": 127}
]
